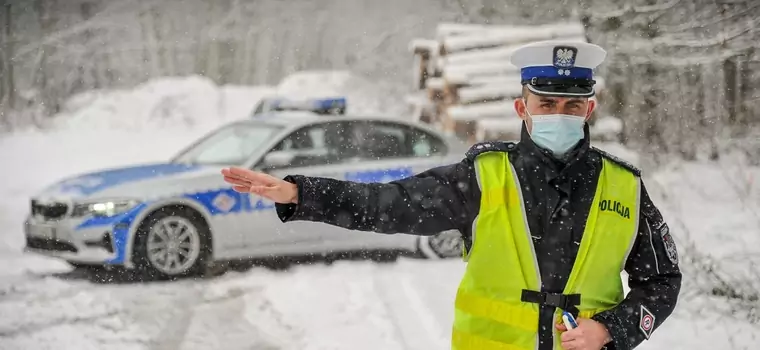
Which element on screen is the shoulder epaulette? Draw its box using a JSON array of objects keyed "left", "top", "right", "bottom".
[
  {"left": 465, "top": 141, "right": 517, "bottom": 161},
  {"left": 592, "top": 147, "right": 641, "bottom": 176}
]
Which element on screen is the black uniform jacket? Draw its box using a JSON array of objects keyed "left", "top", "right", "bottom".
[{"left": 275, "top": 125, "right": 682, "bottom": 350}]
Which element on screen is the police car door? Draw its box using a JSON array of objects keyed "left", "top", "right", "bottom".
[
  {"left": 346, "top": 120, "right": 451, "bottom": 182},
  {"left": 316, "top": 120, "right": 451, "bottom": 244},
  {"left": 247, "top": 121, "right": 357, "bottom": 249}
]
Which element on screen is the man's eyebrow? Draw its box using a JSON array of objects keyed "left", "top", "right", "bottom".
[
  {"left": 539, "top": 98, "right": 557, "bottom": 103},
  {"left": 566, "top": 99, "right": 585, "bottom": 104}
]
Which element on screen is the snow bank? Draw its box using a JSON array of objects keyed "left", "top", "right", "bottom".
[
  {"left": 591, "top": 116, "right": 623, "bottom": 141},
  {"left": 276, "top": 70, "right": 353, "bottom": 99},
  {"left": 43, "top": 70, "right": 408, "bottom": 136},
  {"left": 651, "top": 157, "right": 760, "bottom": 296},
  {"left": 57, "top": 76, "right": 276, "bottom": 132},
  {"left": 276, "top": 70, "right": 409, "bottom": 117}
]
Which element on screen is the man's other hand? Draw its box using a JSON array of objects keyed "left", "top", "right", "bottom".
[
  {"left": 555, "top": 317, "right": 612, "bottom": 350},
  {"left": 221, "top": 167, "right": 298, "bottom": 204}
]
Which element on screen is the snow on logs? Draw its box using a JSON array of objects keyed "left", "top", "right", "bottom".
[{"left": 408, "top": 21, "right": 600, "bottom": 142}]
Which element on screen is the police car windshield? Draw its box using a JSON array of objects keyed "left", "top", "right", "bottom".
[{"left": 172, "top": 123, "right": 283, "bottom": 165}]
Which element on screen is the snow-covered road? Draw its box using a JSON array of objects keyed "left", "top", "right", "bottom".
[
  {"left": 0, "top": 256, "right": 459, "bottom": 350},
  {"left": 2, "top": 251, "right": 759, "bottom": 350}
]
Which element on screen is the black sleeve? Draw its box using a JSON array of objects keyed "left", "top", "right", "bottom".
[
  {"left": 592, "top": 182, "right": 682, "bottom": 350},
  {"left": 274, "top": 159, "right": 480, "bottom": 236}
]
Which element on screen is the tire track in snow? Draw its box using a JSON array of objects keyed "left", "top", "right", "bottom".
[
  {"left": 0, "top": 309, "right": 123, "bottom": 338},
  {"left": 0, "top": 275, "right": 124, "bottom": 338},
  {"left": 372, "top": 264, "right": 449, "bottom": 350},
  {"left": 144, "top": 283, "right": 204, "bottom": 350},
  {"left": 144, "top": 274, "right": 302, "bottom": 350}
]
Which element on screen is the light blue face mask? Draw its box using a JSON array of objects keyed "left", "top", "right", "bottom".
[{"left": 525, "top": 107, "right": 587, "bottom": 157}]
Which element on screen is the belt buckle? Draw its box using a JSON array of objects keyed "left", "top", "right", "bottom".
[{"left": 545, "top": 293, "right": 563, "bottom": 308}]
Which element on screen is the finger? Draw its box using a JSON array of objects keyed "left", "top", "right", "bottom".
[
  {"left": 223, "top": 174, "right": 253, "bottom": 184},
  {"left": 560, "top": 329, "right": 579, "bottom": 342},
  {"left": 221, "top": 168, "right": 248, "bottom": 181},
  {"left": 222, "top": 171, "right": 256, "bottom": 184},
  {"left": 555, "top": 323, "right": 568, "bottom": 332},
  {"left": 250, "top": 184, "right": 280, "bottom": 195},
  {"left": 228, "top": 167, "right": 274, "bottom": 183},
  {"left": 232, "top": 185, "right": 251, "bottom": 193},
  {"left": 250, "top": 185, "right": 267, "bottom": 195},
  {"left": 223, "top": 176, "right": 253, "bottom": 188},
  {"left": 561, "top": 339, "right": 581, "bottom": 350}
]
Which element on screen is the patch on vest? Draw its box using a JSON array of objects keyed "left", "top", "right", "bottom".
[
  {"left": 660, "top": 223, "right": 678, "bottom": 265},
  {"left": 599, "top": 199, "right": 631, "bottom": 219},
  {"left": 639, "top": 305, "right": 655, "bottom": 339}
]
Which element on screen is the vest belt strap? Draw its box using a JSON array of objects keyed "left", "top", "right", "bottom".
[{"left": 520, "top": 290, "right": 581, "bottom": 316}]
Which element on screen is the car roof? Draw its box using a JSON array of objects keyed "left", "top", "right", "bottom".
[{"left": 238, "top": 112, "right": 443, "bottom": 133}]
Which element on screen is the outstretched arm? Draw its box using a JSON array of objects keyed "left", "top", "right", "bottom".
[
  {"left": 274, "top": 159, "right": 480, "bottom": 236},
  {"left": 591, "top": 182, "right": 682, "bottom": 350}
]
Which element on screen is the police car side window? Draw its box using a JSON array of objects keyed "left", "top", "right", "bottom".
[
  {"left": 268, "top": 122, "right": 351, "bottom": 168},
  {"left": 355, "top": 122, "right": 446, "bottom": 160},
  {"left": 409, "top": 128, "right": 446, "bottom": 157}
]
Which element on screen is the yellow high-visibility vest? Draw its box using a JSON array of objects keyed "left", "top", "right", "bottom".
[{"left": 452, "top": 150, "right": 640, "bottom": 350}]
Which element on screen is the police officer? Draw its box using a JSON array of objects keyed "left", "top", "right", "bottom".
[{"left": 221, "top": 40, "right": 682, "bottom": 350}]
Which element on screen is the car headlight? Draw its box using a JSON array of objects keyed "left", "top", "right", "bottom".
[{"left": 72, "top": 199, "right": 141, "bottom": 217}]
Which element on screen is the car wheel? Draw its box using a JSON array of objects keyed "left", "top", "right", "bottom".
[
  {"left": 418, "top": 230, "right": 463, "bottom": 259},
  {"left": 133, "top": 207, "right": 211, "bottom": 279}
]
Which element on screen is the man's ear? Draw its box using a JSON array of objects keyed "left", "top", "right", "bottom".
[
  {"left": 514, "top": 98, "right": 528, "bottom": 121},
  {"left": 585, "top": 99, "right": 597, "bottom": 121}
]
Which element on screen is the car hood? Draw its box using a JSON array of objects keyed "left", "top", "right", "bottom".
[{"left": 37, "top": 163, "right": 226, "bottom": 201}]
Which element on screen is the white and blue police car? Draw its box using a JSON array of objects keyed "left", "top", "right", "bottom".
[{"left": 24, "top": 98, "right": 468, "bottom": 278}]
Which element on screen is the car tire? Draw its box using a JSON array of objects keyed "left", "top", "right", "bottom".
[
  {"left": 417, "top": 230, "right": 463, "bottom": 259},
  {"left": 132, "top": 206, "right": 212, "bottom": 280}
]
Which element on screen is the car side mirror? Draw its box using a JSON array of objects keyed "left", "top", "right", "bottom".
[{"left": 261, "top": 151, "right": 296, "bottom": 169}]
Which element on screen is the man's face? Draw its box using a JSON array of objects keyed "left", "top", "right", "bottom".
[{"left": 514, "top": 91, "right": 596, "bottom": 132}]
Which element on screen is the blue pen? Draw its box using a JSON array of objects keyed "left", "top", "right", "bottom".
[{"left": 562, "top": 311, "right": 578, "bottom": 330}]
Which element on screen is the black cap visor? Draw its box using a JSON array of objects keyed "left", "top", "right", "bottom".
[{"left": 522, "top": 77, "right": 596, "bottom": 98}]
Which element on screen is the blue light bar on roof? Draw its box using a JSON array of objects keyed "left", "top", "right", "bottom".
[{"left": 261, "top": 97, "right": 347, "bottom": 116}]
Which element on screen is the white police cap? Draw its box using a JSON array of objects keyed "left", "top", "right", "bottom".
[{"left": 510, "top": 40, "right": 607, "bottom": 98}]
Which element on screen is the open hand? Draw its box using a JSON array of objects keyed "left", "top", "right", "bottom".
[
  {"left": 555, "top": 318, "right": 611, "bottom": 350},
  {"left": 221, "top": 167, "right": 298, "bottom": 204}
]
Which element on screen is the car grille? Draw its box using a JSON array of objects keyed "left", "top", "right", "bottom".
[
  {"left": 31, "top": 200, "right": 69, "bottom": 220},
  {"left": 26, "top": 236, "right": 78, "bottom": 253}
]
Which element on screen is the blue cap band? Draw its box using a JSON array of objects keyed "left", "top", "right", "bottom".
[{"left": 520, "top": 66, "right": 593, "bottom": 81}]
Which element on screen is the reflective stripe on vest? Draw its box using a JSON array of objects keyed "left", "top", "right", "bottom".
[{"left": 453, "top": 151, "right": 640, "bottom": 350}]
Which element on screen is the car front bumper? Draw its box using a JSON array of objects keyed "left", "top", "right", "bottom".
[{"left": 23, "top": 216, "right": 128, "bottom": 266}]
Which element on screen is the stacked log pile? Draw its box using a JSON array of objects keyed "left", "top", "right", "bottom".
[{"left": 408, "top": 22, "right": 611, "bottom": 143}]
